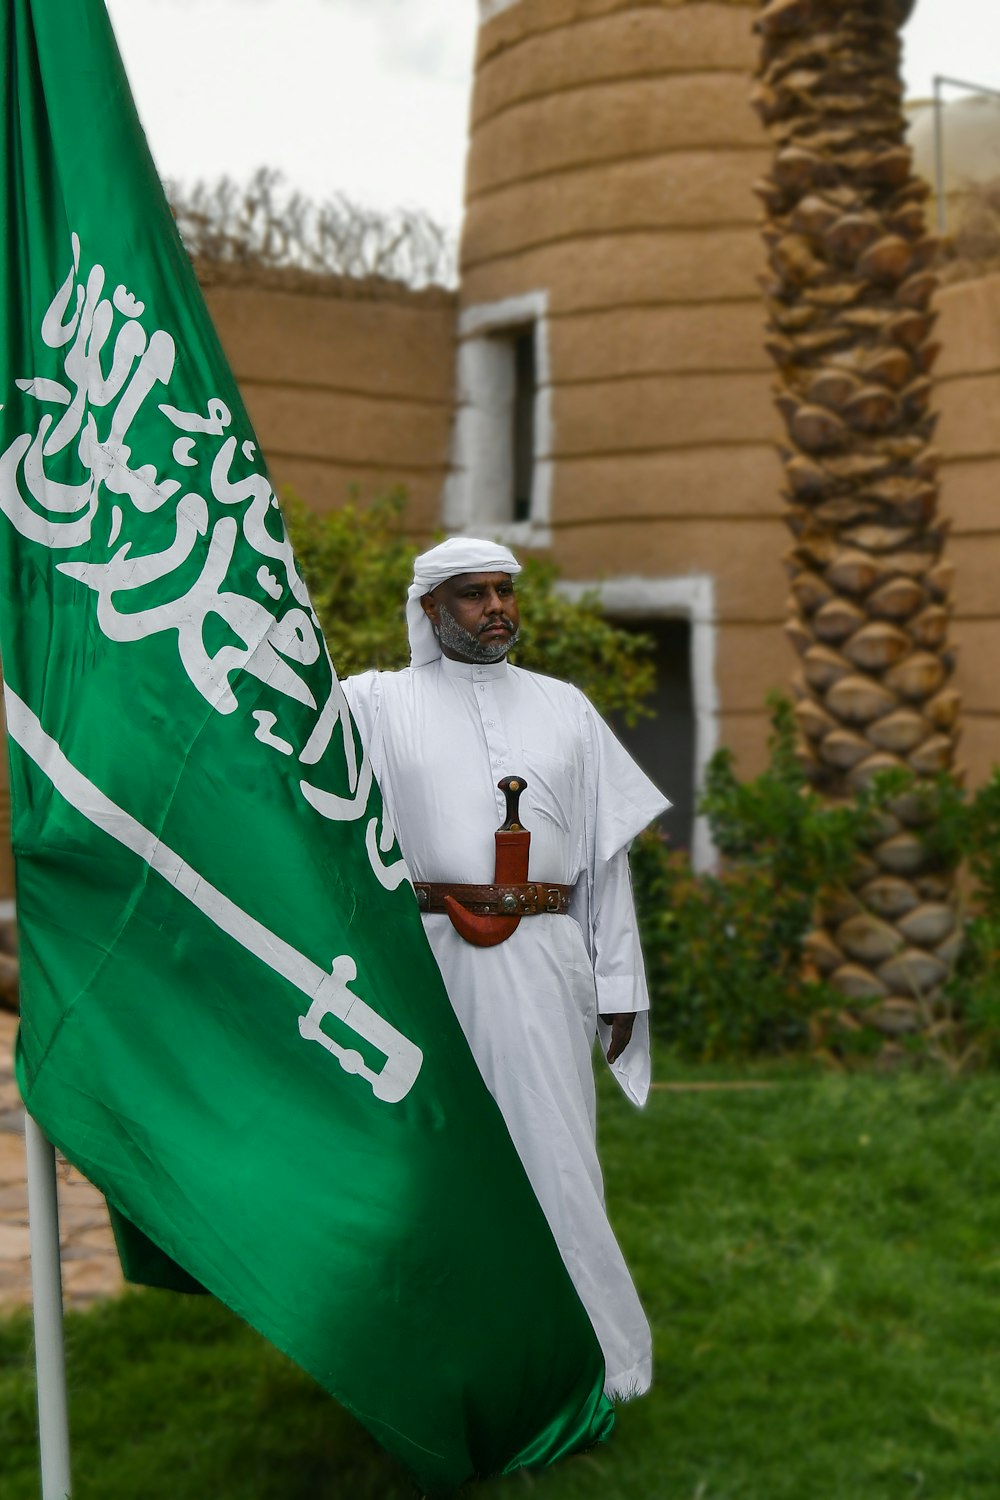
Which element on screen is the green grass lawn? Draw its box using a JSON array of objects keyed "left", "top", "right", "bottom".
[{"left": 5, "top": 1057, "right": 1000, "bottom": 1498}]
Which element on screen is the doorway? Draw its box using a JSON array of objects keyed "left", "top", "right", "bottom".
[{"left": 608, "top": 619, "right": 695, "bottom": 850}]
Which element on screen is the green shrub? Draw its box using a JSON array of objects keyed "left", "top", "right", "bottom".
[
  {"left": 282, "top": 488, "right": 414, "bottom": 676},
  {"left": 634, "top": 698, "right": 904, "bottom": 1061},
  {"left": 918, "top": 770, "right": 1000, "bottom": 1065},
  {"left": 631, "top": 834, "right": 835, "bottom": 1058},
  {"left": 845, "top": 767, "right": 1000, "bottom": 1066},
  {"left": 634, "top": 694, "right": 1000, "bottom": 1066}
]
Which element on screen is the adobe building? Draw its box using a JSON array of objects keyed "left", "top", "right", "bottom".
[
  {"left": 446, "top": 0, "right": 779, "bottom": 864},
  {"left": 445, "top": 2, "right": 1000, "bottom": 865},
  {"left": 190, "top": 0, "right": 1000, "bottom": 872}
]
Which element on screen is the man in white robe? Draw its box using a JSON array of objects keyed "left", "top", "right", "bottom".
[{"left": 343, "top": 538, "right": 668, "bottom": 1399}]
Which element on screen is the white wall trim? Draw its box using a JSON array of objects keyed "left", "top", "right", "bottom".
[
  {"left": 479, "top": 0, "right": 523, "bottom": 21},
  {"left": 559, "top": 575, "right": 719, "bottom": 871},
  {"left": 443, "top": 291, "right": 552, "bottom": 548}
]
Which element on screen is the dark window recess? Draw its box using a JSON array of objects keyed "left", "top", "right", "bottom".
[
  {"left": 608, "top": 619, "right": 695, "bottom": 850},
  {"left": 511, "top": 328, "right": 536, "bottom": 522}
]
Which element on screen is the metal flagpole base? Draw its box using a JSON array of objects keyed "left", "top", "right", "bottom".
[{"left": 24, "top": 1111, "right": 72, "bottom": 1500}]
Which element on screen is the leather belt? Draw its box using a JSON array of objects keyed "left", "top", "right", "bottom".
[{"left": 413, "top": 881, "right": 574, "bottom": 917}]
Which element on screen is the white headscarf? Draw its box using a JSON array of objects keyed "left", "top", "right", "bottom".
[{"left": 407, "top": 537, "right": 522, "bottom": 666}]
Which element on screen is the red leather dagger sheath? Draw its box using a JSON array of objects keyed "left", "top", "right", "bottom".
[{"left": 444, "top": 776, "right": 530, "bottom": 948}]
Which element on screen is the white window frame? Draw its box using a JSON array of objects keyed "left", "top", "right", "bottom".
[
  {"left": 558, "top": 575, "right": 719, "bottom": 871},
  {"left": 443, "top": 291, "right": 553, "bottom": 548}
]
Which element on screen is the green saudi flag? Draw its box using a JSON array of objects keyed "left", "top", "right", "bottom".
[{"left": 0, "top": 2, "right": 615, "bottom": 1489}]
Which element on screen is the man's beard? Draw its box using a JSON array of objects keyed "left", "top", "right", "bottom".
[{"left": 434, "top": 604, "right": 520, "bottom": 663}]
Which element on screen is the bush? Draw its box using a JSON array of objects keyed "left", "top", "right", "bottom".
[
  {"left": 634, "top": 692, "right": 1000, "bottom": 1067},
  {"left": 633, "top": 699, "right": 886, "bottom": 1059},
  {"left": 631, "top": 835, "right": 834, "bottom": 1058},
  {"left": 921, "top": 770, "right": 1000, "bottom": 1065}
]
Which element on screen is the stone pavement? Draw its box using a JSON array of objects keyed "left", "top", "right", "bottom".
[{"left": 0, "top": 1011, "right": 123, "bottom": 1312}]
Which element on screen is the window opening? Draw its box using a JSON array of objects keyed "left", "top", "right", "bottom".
[{"left": 511, "top": 327, "right": 536, "bottom": 523}]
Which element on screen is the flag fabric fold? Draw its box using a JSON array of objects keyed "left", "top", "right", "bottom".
[{"left": 0, "top": 2, "right": 614, "bottom": 1489}]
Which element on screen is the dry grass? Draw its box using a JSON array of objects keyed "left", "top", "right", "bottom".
[{"left": 168, "top": 167, "right": 457, "bottom": 293}]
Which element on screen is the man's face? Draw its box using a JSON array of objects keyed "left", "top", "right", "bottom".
[{"left": 421, "top": 571, "right": 521, "bottom": 663}]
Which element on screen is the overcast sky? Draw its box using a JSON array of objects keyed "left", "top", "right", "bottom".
[{"left": 104, "top": 0, "right": 1000, "bottom": 233}]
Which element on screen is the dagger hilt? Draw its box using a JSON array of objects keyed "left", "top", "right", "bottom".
[{"left": 498, "top": 775, "right": 527, "bottom": 832}]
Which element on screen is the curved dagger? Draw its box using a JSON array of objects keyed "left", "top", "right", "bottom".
[{"left": 444, "top": 776, "right": 530, "bottom": 947}]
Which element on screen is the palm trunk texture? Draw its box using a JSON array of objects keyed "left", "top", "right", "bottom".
[{"left": 753, "top": 0, "right": 962, "bottom": 1035}]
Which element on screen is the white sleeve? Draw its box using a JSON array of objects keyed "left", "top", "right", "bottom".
[
  {"left": 592, "top": 846, "right": 652, "bottom": 1109},
  {"left": 341, "top": 669, "right": 381, "bottom": 749},
  {"left": 592, "top": 846, "right": 649, "bottom": 1018},
  {"left": 578, "top": 695, "right": 667, "bottom": 1108}
]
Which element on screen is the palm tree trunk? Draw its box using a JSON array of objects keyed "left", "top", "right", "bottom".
[{"left": 753, "top": 0, "right": 962, "bottom": 1037}]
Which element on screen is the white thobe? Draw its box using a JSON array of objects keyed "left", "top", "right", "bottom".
[{"left": 344, "top": 654, "right": 668, "bottom": 1398}]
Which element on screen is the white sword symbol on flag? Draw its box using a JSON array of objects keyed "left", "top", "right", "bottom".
[{"left": 3, "top": 686, "right": 423, "bottom": 1104}]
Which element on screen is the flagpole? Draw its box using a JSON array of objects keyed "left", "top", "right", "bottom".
[{"left": 24, "top": 1111, "right": 72, "bottom": 1500}]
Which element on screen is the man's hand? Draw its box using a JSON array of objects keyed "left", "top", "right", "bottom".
[{"left": 600, "top": 1012, "right": 635, "bottom": 1065}]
